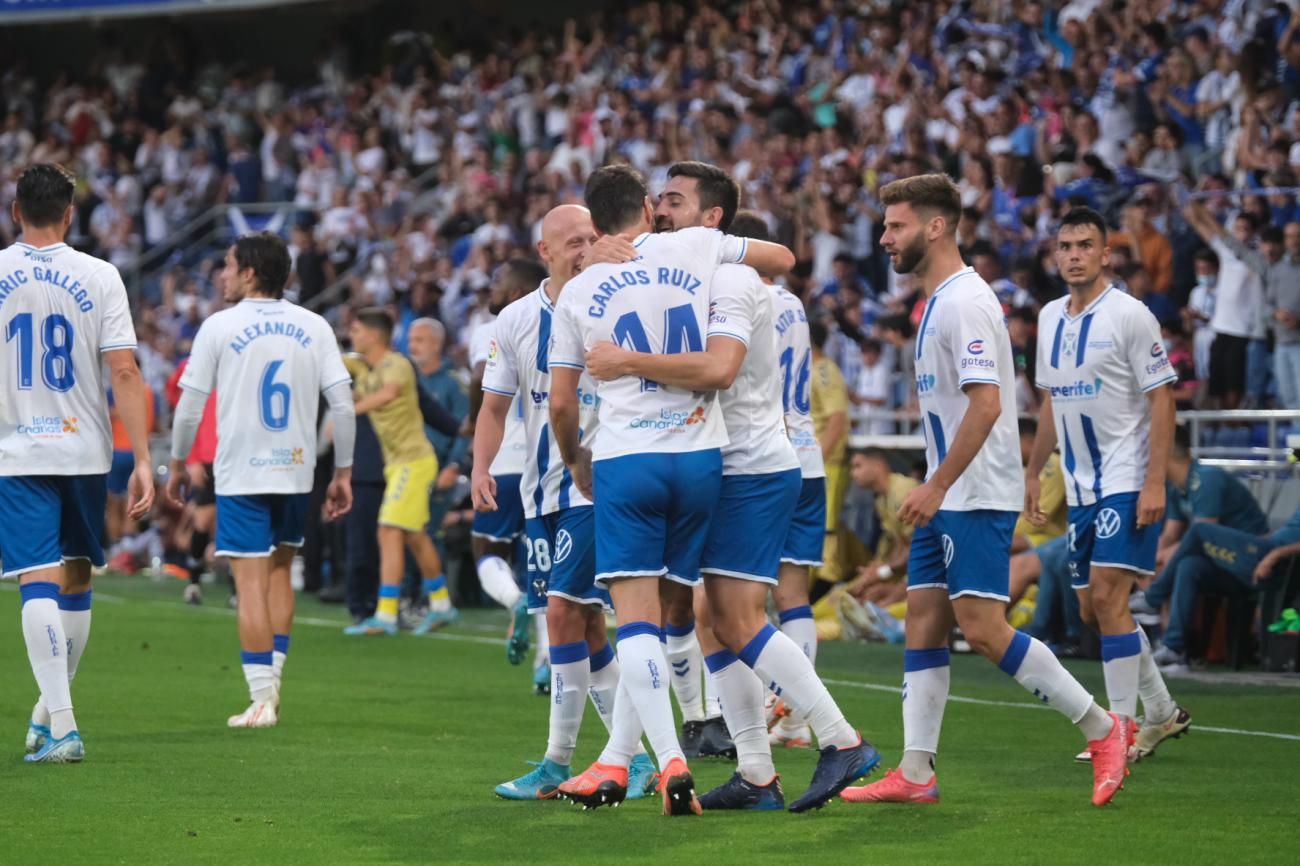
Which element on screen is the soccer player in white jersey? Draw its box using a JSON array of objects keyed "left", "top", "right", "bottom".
[
  {"left": 744, "top": 212, "right": 829, "bottom": 751},
  {"left": 841, "top": 175, "right": 1129, "bottom": 808},
  {"left": 474, "top": 205, "right": 656, "bottom": 802},
  {"left": 0, "top": 164, "right": 155, "bottom": 763},
  {"left": 168, "top": 232, "right": 355, "bottom": 728},
  {"left": 468, "top": 262, "right": 549, "bottom": 682},
  {"left": 586, "top": 178, "right": 878, "bottom": 813},
  {"left": 1026, "top": 207, "right": 1191, "bottom": 761},
  {"left": 548, "top": 164, "right": 794, "bottom": 816}
]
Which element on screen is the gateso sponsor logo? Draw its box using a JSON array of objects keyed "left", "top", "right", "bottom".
[
  {"left": 249, "top": 447, "right": 305, "bottom": 468},
  {"left": 1048, "top": 377, "right": 1103, "bottom": 400},
  {"left": 629, "top": 406, "right": 706, "bottom": 431},
  {"left": 967, "top": 339, "right": 985, "bottom": 355},
  {"left": 17, "top": 415, "right": 77, "bottom": 436}
]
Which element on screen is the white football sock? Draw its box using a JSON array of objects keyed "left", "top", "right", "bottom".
[
  {"left": 901, "top": 648, "right": 949, "bottom": 783},
  {"left": 741, "top": 624, "right": 857, "bottom": 750},
  {"left": 533, "top": 612, "right": 549, "bottom": 671},
  {"left": 998, "top": 631, "right": 1107, "bottom": 737},
  {"left": 589, "top": 644, "right": 651, "bottom": 760},
  {"left": 707, "top": 651, "right": 775, "bottom": 784},
  {"left": 1100, "top": 629, "right": 1142, "bottom": 720},
  {"left": 544, "top": 642, "right": 590, "bottom": 767},
  {"left": 597, "top": 676, "right": 648, "bottom": 768},
  {"left": 704, "top": 667, "right": 723, "bottom": 719},
  {"left": 241, "top": 650, "right": 276, "bottom": 703},
  {"left": 614, "top": 624, "right": 684, "bottom": 768},
  {"left": 664, "top": 624, "right": 705, "bottom": 723},
  {"left": 31, "top": 698, "right": 50, "bottom": 728},
  {"left": 477, "top": 555, "right": 521, "bottom": 609},
  {"left": 59, "top": 590, "right": 92, "bottom": 682},
  {"left": 272, "top": 634, "right": 290, "bottom": 682},
  {"left": 1136, "top": 628, "right": 1177, "bottom": 724},
  {"left": 778, "top": 605, "right": 817, "bottom": 666},
  {"left": 22, "top": 583, "right": 75, "bottom": 739}
]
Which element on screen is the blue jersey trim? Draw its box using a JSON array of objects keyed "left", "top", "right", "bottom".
[
  {"left": 915, "top": 295, "right": 939, "bottom": 360},
  {"left": 1081, "top": 414, "right": 1104, "bottom": 500},
  {"left": 482, "top": 385, "right": 517, "bottom": 397},
  {"left": 1050, "top": 317, "right": 1065, "bottom": 369},
  {"left": 1141, "top": 375, "right": 1178, "bottom": 392},
  {"left": 1075, "top": 313, "right": 1094, "bottom": 366},
  {"left": 927, "top": 411, "right": 948, "bottom": 463},
  {"left": 535, "top": 307, "right": 552, "bottom": 374},
  {"left": 549, "top": 360, "right": 585, "bottom": 369}
]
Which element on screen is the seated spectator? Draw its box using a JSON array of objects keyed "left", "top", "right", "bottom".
[
  {"left": 1142, "top": 430, "right": 1272, "bottom": 670},
  {"left": 813, "top": 448, "right": 918, "bottom": 635}
]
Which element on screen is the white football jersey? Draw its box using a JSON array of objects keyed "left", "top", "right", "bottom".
[
  {"left": 709, "top": 265, "right": 799, "bottom": 475},
  {"left": 483, "top": 282, "right": 601, "bottom": 518},
  {"left": 550, "top": 227, "right": 746, "bottom": 461},
  {"left": 179, "top": 298, "right": 350, "bottom": 496},
  {"left": 1036, "top": 286, "right": 1177, "bottom": 506},
  {"left": 771, "top": 284, "right": 825, "bottom": 479},
  {"left": 470, "top": 318, "right": 527, "bottom": 476},
  {"left": 0, "top": 242, "right": 136, "bottom": 477},
  {"left": 913, "top": 267, "right": 1022, "bottom": 512}
]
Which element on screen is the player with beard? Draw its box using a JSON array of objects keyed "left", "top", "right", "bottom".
[
  {"left": 840, "top": 175, "right": 1129, "bottom": 808},
  {"left": 583, "top": 163, "right": 879, "bottom": 813}
]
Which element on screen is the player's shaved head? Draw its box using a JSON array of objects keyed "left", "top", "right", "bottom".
[{"left": 538, "top": 204, "right": 596, "bottom": 289}]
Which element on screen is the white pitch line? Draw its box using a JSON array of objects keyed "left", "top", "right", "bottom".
[
  {"left": 137, "top": 597, "right": 1300, "bottom": 743},
  {"left": 820, "top": 677, "right": 1300, "bottom": 742}
]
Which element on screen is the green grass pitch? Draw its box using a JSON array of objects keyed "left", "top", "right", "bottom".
[{"left": 1, "top": 576, "right": 1296, "bottom": 865}]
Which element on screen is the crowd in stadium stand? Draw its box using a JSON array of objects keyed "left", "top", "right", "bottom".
[{"left": 3, "top": 0, "right": 1298, "bottom": 655}]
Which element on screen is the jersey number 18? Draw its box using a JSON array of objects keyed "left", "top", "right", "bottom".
[{"left": 6, "top": 313, "right": 75, "bottom": 392}]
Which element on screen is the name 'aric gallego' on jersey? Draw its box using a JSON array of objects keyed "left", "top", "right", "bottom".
[
  {"left": 586, "top": 266, "right": 703, "bottom": 317},
  {"left": 0, "top": 266, "right": 98, "bottom": 313}
]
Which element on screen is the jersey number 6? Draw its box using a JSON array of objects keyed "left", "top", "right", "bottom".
[{"left": 259, "top": 359, "right": 292, "bottom": 431}]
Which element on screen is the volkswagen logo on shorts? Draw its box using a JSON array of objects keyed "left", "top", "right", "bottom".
[
  {"left": 941, "top": 534, "right": 955, "bottom": 567},
  {"left": 554, "top": 529, "right": 573, "bottom": 563},
  {"left": 1095, "top": 508, "right": 1122, "bottom": 539}
]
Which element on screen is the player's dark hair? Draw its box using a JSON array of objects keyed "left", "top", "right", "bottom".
[
  {"left": 727, "top": 209, "right": 769, "bottom": 242},
  {"left": 584, "top": 164, "right": 649, "bottom": 234},
  {"left": 15, "top": 163, "right": 75, "bottom": 228},
  {"left": 1018, "top": 417, "right": 1038, "bottom": 437},
  {"left": 233, "top": 232, "right": 291, "bottom": 299},
  {"left": 879, "top": 173, "right": 962, "bottom": 234},
  {"left": 808, "top": 318, "right": 829, "bottom": 350},
  {"left": 667, "top": 161, "right": 741, "bottom": 231},
  {"left": 355, "top": 306, "right": 395, "bottom": 343},
  {"left": 502, "top": 257, "right": 548, "bottom": 292},
  {"left": 856, "top": 447, "right": 892, "bottom": 465},
  {"left": 1059, "top": 206, "right": 1108, "bottom": 243}
]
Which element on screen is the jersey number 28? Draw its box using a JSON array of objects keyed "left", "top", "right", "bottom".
[{"left": 6, "top": 313, "right": 75, "bottom": 392}]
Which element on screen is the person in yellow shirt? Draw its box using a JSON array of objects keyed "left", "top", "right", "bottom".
[
  {"left": 1013, "top": 419, "right": 1067, "bottom": 553},
  {"left": 813, "top": 449, "right": 919, "bottom": 635},
  {"left": 344, "top": 308, "right": 457, "bottom": 636},
  {"left": 1009, "top": 418, "right": 1069, "bottom": 605},
  {"left": 809, "top": 319, "right": 850, "bottom": 580}
]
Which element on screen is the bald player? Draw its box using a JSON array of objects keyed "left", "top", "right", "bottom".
[{"left": 474, "top": 206, "right": 656, "bottom": 801}]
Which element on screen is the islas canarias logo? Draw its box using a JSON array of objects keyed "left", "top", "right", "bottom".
[
  {"left": 630, "top": 405, "right": 707, "bottom": 431},
  {"left": 17, "top": 416, "right": 78, "bottom": 436},
  {"left": 250, "top": 447, "right": 306, "bottom": 468}
]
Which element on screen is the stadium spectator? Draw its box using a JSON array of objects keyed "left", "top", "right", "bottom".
[{"left": 1142, "top": 433, "right": 1271, "bottom": 671}]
